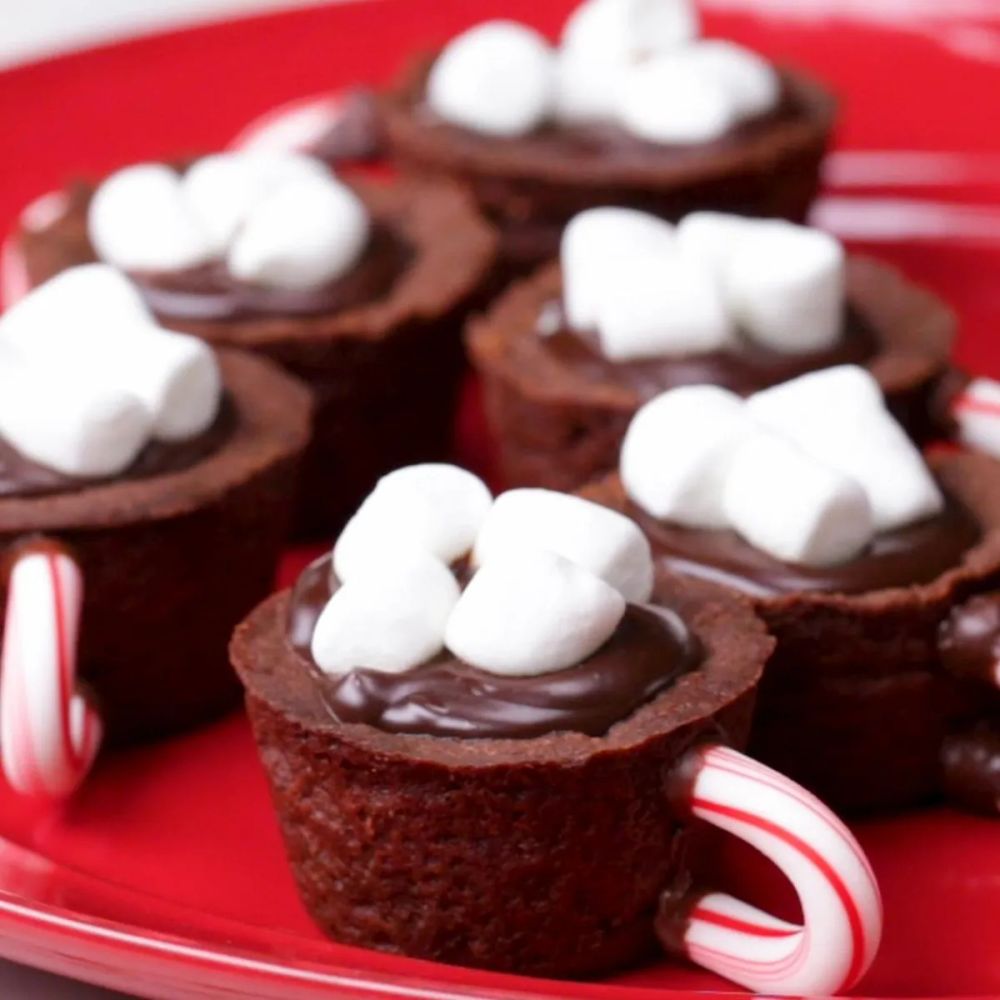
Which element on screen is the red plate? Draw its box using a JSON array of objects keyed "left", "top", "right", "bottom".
[{"left": 1, "top": 2, "right": 999, "bottom": 996}]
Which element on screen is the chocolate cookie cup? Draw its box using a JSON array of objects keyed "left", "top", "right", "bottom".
[
  {"left": 233, "top": 571, "right": 773, "bottom": 977},
  {"left": 14, "top": 176, "right": 498, "bottom": 537},
  {"left": 470, "top": 256, "right": 955, "bottom": 492},
  {"left": 1, "top": 350, "right": 311, "bottom": 745},
  {"left": 381, "top": 57, "right": 834, "bottom": 275},
  {"left": 581, "top": 450, "right": 1000, "bottom": 813}
]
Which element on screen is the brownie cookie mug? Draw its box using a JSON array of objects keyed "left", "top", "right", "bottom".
[
  {"left": 378, "top": 0, "right": 835, "bottom": 272},
  {"left": 0, "top": 265, "right": 310, "bottom": 798},
  {"left": 3, "top": 150, "right": 497, "bottom": 535},
  {"left": 470, "top": 207, "right": 954, "bottom": 491},
  {"left": 232, "top": 464, "right": 881, "bottom": 994},
  {"left": 582, "top": 365, "right": 1000, "bottom": 813}
]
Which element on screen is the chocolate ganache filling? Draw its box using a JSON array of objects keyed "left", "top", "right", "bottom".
[
  {"left": 0, "top": 397, "right": 236, "bottom": 498},
  {"left": 542, "top": 302, "right": 877, "bottom": 397},
  {"left": 628, "top": 494, "right": 980, "bottom": 597},
  {"left": 287, "top": 553, "right": 701, "bottom": 738},
  {"left": 130, "top": 223, "right": 410, "bottom": 323}
]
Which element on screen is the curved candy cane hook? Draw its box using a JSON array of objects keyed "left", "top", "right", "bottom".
[
  {"left": 1, "top": 543, "right": 101, "bottom": 798},
  {"left": 660, "top": 744, "right": 882, "bottom": 996}
]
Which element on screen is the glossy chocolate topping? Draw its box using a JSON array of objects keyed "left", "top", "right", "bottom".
[
  {"left": 543, "top": 302, "right": 876, "bottom": 397},
  {"left": 939, "top": 593, "right": 1000, "bottom": 687},
  {"left": 630, "top": 497, "right": 980, "bottom": 598},
  {"left": 940, "top": 721, "right": 1000, "bottom": 816},
  {"left": 0, "top": 398, "right": 236, "bottom": 499},
  {"left": 312, "top": 88, "right": 385, "bottom": 164},
  {"left": 132, "top": 224, "right": 409, "bottom": 323},
  {"left": 287, "top": 554, "right": 701, "bottom": 738}
]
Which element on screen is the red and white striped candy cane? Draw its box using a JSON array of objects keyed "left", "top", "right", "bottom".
[
  {"left": 1, "top": 544, "right": 101, "bottom": 798},
  {"left": 953, "top": 377, "right": 1000, "bottom": 466},
  {"left": 229, "top": 92, "right": 346, "bottom": 155},
  {"left": 662, "top": 744, "right": 882, "bottom": 997}
]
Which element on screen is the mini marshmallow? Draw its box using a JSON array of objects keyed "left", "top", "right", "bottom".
[
  {"left": 473, "top": 489, "right": 654, "bottom": 602},
  {"left": 427, "top": 21, "right": 554, "bottom": 137},
  {"left": 0, "top": 264, "right": 151, "bottom": 345},
  {"left": 678, "top": 40, "right": 779, "bottom": 119},
  {"left": 595, "top": 251, "right": 734, "bottom": 360},
  {"left": 311, "top": 552, "right": 459, "bottom": 675},
  {"left": 88, "top": 164, "right": 215, "bottom": 272},
  {"left": 552, "top": 47, "right": 623, "bottom": 124},
  {"left": 621, "top": 385, "right": 753, "bottom": 528},
  {"left": 617, "top": 54, "right": 738, "bottom": 144},
  {"left": 561, "top": 207, "right": 675, "bottom": 331},
  {"left": 723, "top": 433, "right": 874, "bottom": 567},
  {"left": 748, "top": 366, "right": 944, "bottom": 531},
  {"left": 953, "top": 377, "right": 1000, "bottom": 458},
  {"left": 100, "top": 330, "right": 222, "bottom": 441},
  {"left": 0, "top": 265, "right": 221, "bottom": 441},
  {"left": 333, "top": 464, "right": 493, "bottom": 582},
  {"left": 228, "top": 172, "right": 369, "bottom": 289},
  {"left": 722, "top": 220, "right": 845, "bottom": 353},
  {"left": 0, "top": 351, "right": 151, "bottom": 478},
  {"left": 561, "top": 0, "right": 698, "bottom": 65},
  {"left": 182, "top": 151, "right": 330, "bottom": 250},
  {"left": 444, "top": 548, "right": 625, "bottom": 676},
  {"left": 675, "top": 211, "right": 755, "bottom": 274}
]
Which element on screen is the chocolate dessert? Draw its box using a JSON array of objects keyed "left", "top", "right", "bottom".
[
  {"left": 233, "top": 566, "right": 771, "bottom": 976},
  {"left": 14, "top": 168, "right": 497, "bottom": 537},
  {"left": 1, "top": 349, "right": 311, "bottom": 744},
  {"left": 582, "top": 450, "right": 1000, "bottom": 813},
  {"left": 471, "top": 255, "right": 954, "bottom": 492},
  {"left": 382, "top": 57, "right": 834, "bottom": 274}
]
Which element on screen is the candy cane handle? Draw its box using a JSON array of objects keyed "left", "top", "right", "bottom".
[
  {"left": 1, "top": 542, "right": 102, "bottom": 798},
  {"left": 658, "top": 744, "right": 882, "bottom": 996}
]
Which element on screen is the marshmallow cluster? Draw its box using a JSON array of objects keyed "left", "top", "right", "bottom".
[
  {"left": 561, "top": 208, "right": 845, "bottom": 361},
  {"left": 427, "top": 0, "right": 778, "bottom": 144},
  {"left": 622, "top": 366, "right": 943, "bottom": 567},
  {"left": 311, "top": 465, "right": 655, "bottom": 678},
  {"left": 0, "top": 265, "right": 221, "bottom": 477},
  {"left": 89, "top": 152, "right": 369, "bottom": 290}
]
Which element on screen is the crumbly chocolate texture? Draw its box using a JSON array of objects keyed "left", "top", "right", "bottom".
[
  {"left": 0, "top": 351, "right": 311, "bottom": 745},
  {"left": 18, "top": 176, "right": 499, "bottom": 538},
  {"left": 581, "top": 451, "right": 1000, "bottom": 812},
  {"left": 470, "top": 256, "right": 956, "bottom": 493},
  {"left": 380, "top": 56, "right": 835, "bottom": 274},
  {"left": 231, "top": 575, "right": 772, "bottom": 976}
]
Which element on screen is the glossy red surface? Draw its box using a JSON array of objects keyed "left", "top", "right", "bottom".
[{"left": 0, "top": 1, "right": 999, "bottom": 996}]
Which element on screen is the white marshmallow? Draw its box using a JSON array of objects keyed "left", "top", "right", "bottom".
[
  {"left": 182, "top": 151, "right": 330, "bottom": 250},
  {"left": 427, "top": 21, "right": 554, "bottom": 137},
  {"left": 0, "top": 265, "right": 221, "bottom": 442},
  {"left": 552, "top": 47, "right": 623, "bottom": 124},
  {"left": 0, "top": 263, "right": 151, "bottom": 345},
  {"left": 0, "top": 351, "right": 151, "bottom": 478},
  {"left": 617, "top": 54, "right": 738, "bottom": 144},
  {"left": 311, "top": 552, "right": 459, "bottom": 675},
  {"left": 678, "top": 41, "right": 779, "bottom": 118},
  {"left": 228, "top": 172, "right": 369, "bottom": 289},
  {"left": 88, "top": 164, "right": 215, "bottom": 272},
  {"left": 723, "top": 433, "right": 874, "bottom": 567},
  {"left": 561, "top": 207, "right": 675, "bottom": 331},
  {"left": 444, "top": 548, "right": 625, "bottom": 676},
  {"left": 473, "top": 489, "right": 654, "bottom": 602},
  {"left": 675, "top": 211, "right": 755, "bottom": 274},
  {"left": 100, "top": 330, "right": 222, "bottom": 441},
  {"left": 748, "top": 366, "right": 944, "bottom": 531},
  {"left": 722, "top": 220, "right": 845, "bottom": 353},
  {"left": 561, "top": 0, "right": 698, "bottom": 65},
  {"left": 621, "top": 385, "right": 753, "bottom": 528},
  {"left": 953, "top": 377, "right": 1000, "bottom": 458},
  {"left": 595, "top": 250, "right": 734, "bottom": 360},
  {"left": 333, "top": 464, "right": 493, "bottom": 582}
]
